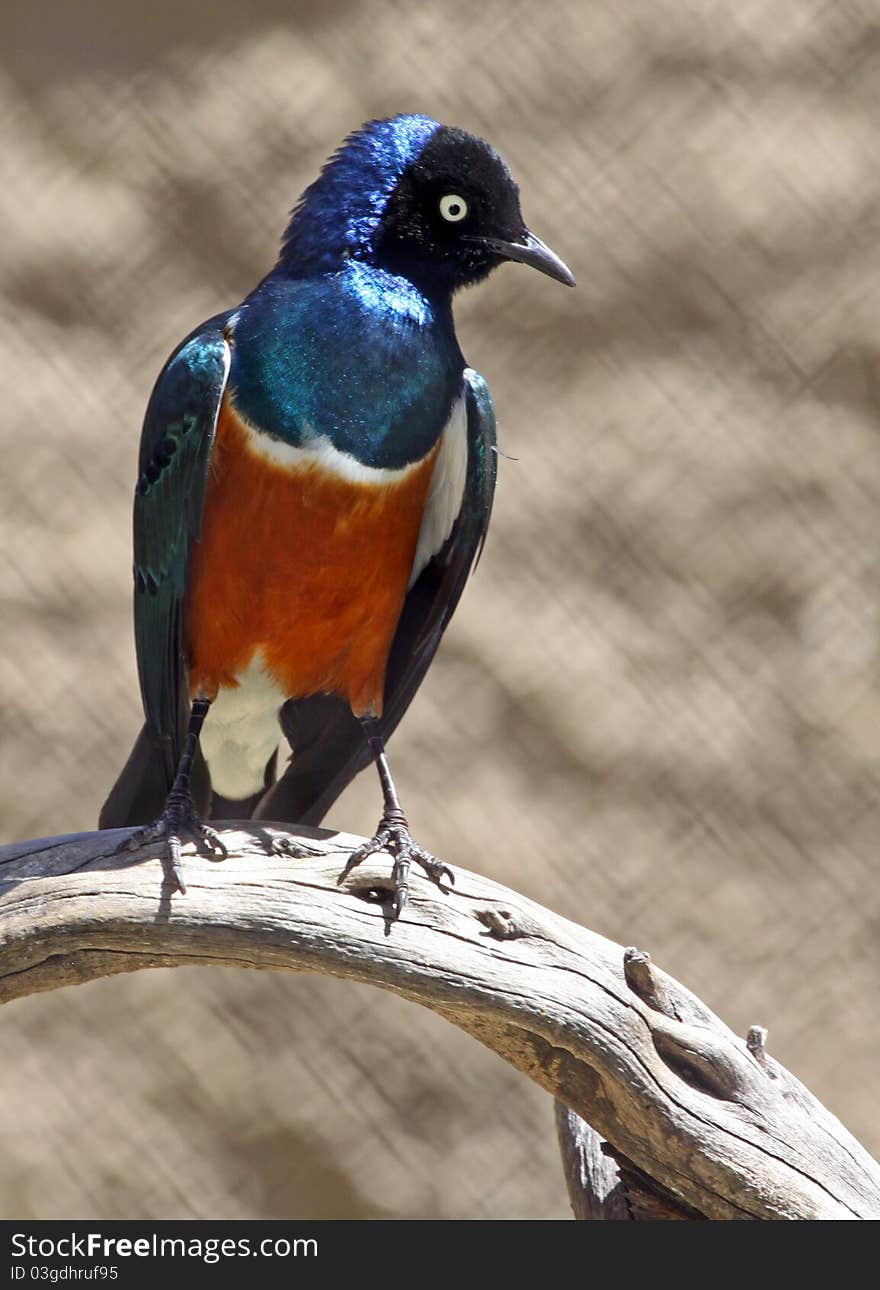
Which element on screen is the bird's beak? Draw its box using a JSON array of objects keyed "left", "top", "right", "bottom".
[{"left": 468, "top": 229, "right": 576, "bottom": 287}]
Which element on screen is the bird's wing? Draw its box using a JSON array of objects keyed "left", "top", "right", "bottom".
[
  {"left": 253, "top": 366, "right": 497, "bottom": 828},
  {"left": 100, "top": 319, "right": 232, "bottom": 830},
  {"left": 132, "top": 320, "right": 231, "bottom": 784}
]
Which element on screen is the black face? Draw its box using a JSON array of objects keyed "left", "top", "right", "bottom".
[{"left": 374, "top": 127, "right": 574, "bottom": 294}]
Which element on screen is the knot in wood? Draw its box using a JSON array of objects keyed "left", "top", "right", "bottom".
[{"left": 475, "top": 908, "right": 527, "bottom": 939}]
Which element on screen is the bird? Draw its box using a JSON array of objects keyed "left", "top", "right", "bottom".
[{"left": 99, "top": 113, "right": 574, "bottom": 917}]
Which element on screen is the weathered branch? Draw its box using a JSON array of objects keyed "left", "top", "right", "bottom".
[
  {"left": 1, "top": 823, "right": 878, "bottom": 1220},
  {"left": 554, "top": 1104, "right": 632, "bottom": 1220}
]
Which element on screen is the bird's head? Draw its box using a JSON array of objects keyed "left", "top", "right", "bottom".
[{"left": 279, "top": 114, "right": 575, "bottom": 295}]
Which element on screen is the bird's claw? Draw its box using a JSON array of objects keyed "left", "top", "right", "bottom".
[
  {"left": 341, "top": 816, "right": 454, "bottom": 919},
  {"left": 340, "top": 827, "right": 392, "bottom": 878},
  {"left": 113, "top": 794, "right": 228, "bottom": 893}
]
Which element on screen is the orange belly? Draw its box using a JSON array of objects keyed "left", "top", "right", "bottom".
[{"left": 184, "top": 397, "right": 438, "bottom": 717}]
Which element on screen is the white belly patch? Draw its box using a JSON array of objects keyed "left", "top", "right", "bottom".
[{"left": 199, "top": 654, "right": 284, "bottom": 800}]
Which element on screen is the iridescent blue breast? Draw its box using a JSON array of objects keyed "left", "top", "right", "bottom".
[{"left": 228, "top": 263, "right": 462, "bottom": 470}]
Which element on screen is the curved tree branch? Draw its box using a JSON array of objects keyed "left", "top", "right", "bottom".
[{"left": 1, "top": 823, "right": 878, "bottom": 1221}]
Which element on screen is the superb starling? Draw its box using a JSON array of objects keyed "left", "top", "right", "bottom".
[{"left": 100, "top": 114, "right": 574, "bottom": 916}]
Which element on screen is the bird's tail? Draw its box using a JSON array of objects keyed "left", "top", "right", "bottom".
[
  {"left": 99, "top": 723, "right": 286, "bottom": 831},
  {"left": 98, "top": 723, "right": 211, "bottom": 830}
]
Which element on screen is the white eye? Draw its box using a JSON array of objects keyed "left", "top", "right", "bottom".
[{"left": 439, "top": 193, "right": 468, "bottom": 223}]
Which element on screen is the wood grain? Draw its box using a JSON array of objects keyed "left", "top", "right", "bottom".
[{"left": 2, "top": 823, "right": 878, "bottom": 1221}]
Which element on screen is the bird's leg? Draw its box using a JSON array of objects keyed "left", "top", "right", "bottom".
[
  {"left": 116, "top": 696, "right": 228, "bottom": 892},
  {"left": 341, "top": 719, "right": 454, "bottom": 919}
]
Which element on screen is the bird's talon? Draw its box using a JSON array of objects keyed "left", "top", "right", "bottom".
[
  {"left": 343, "top": 830, "right": 390, "bottom": 877},
  {"left": 420, "top": 856, "right": 454, "bottom": 885},
  {"left": 115, "top": 798, "right": 225, "bottom": 891},
  {"left": 343, "top": 817, "right": 452, "bottom": 921},
  {"left": 202, "top": 827, "right": 228, "bottom": 858},
  {"left": 168, "top": 864, "right": 187, "bottom": 895}
]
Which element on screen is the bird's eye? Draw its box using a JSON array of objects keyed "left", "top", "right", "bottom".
[{"left": 439, "top": 194, "right": 468, "bottom": 223}]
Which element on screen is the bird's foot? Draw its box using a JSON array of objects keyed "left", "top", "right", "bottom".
[
  {"left": 340, "top": 809, "right": 454, "bottom": 919},
  {"left": 113, "top": 791, "right": 228, "bottom": 893}
]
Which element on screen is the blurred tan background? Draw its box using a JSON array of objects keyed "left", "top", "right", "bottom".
[{"left": 2, "top": 0, "right": 879, "bottom": 1219}]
